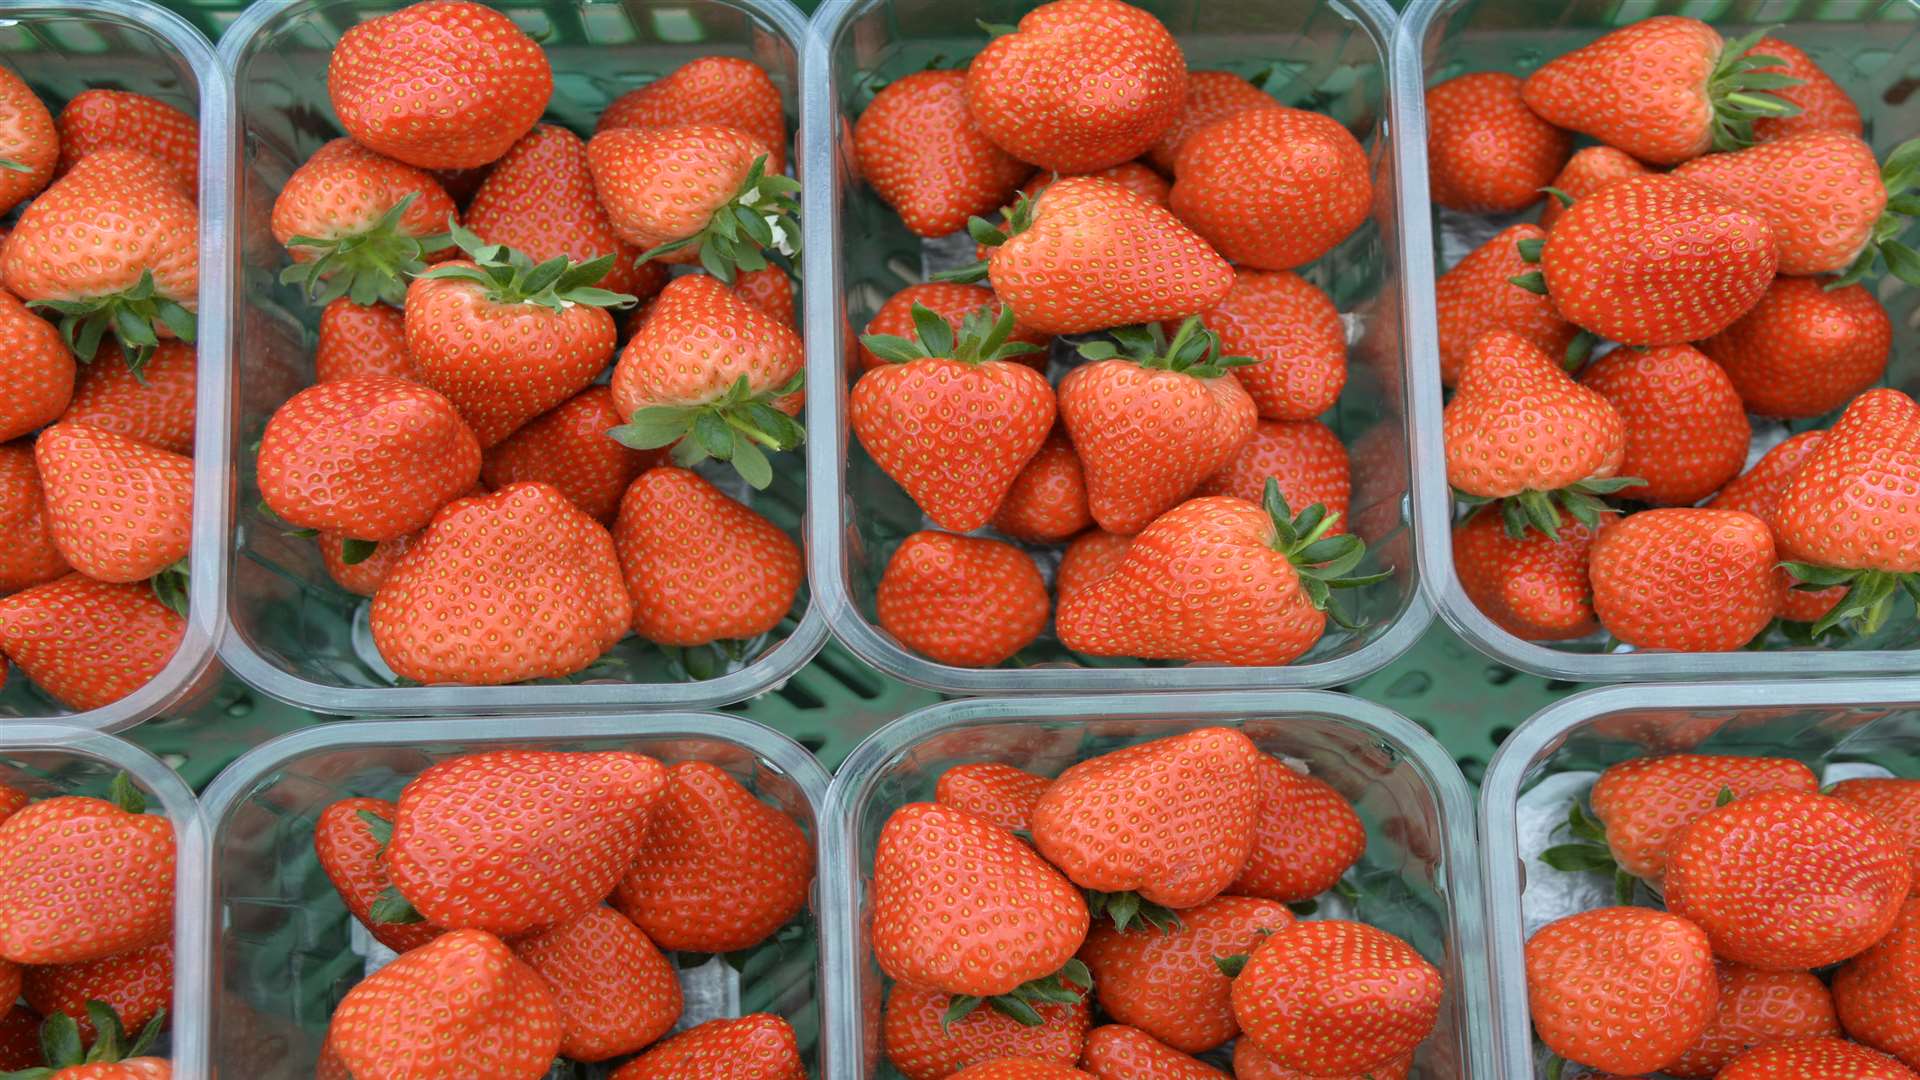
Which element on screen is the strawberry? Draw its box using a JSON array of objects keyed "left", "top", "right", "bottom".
[
  {"left": 315, "top": 299, "right": 412, "bottom": 383},
  {"left": 1832, "top": 780, "right": 1920, "bottom": 890},
  {"left": 54, "top": 90, "right": 196, "bottom": 194},
  {"left": 2, "top": 149, "right": 196, "bottom": 370},
  {"left": 60, "top": 341, "right": 194, "bottom": 455},
  {"left": 856, "top": 69, "right": 1031, "bottom": 238},
  {"left": 936, "top": 763, "right": 1050, "bottom": 833},
  {"left": 1668, "top": 790, "right": 1911, "bottom": 969},
  {"left": 1019, "top": 161, "right": 1170, "bottom": 208},
  {"left": 859, "top": 283, "right": 1050, "bottom": 373},
  {"left": 327, "top": 929, "right": 561, "bottom": 1080},
  {"left": 510, "top": 905, "right": 680, "bottom": 1062},
  {"left": 884, "top": 981, "right": 1089, "bottom": 1080},
  {"left": 0, "top": 786, "right": 25, "bottom": 824},
  {"left": 319, "top": 530, "right": 414, "bottom": 598},
  {"left": 464, "top": 123, "right": 649, "bottom": 295},
  {"left": 1590, "top": 508, "right": 1783, "bottom": 652},
  {"left": 613, "top": 759, "right": 811, "bottom": 953},
  {"left": 34, "top": 423, "right": 191, "bottom": 584},
  {"left": 1719, "top": 1037, "right": 1920, "bottom": 1079},
  {"left": 965, "top": 0, "right": 1185, "bottom": 173},
  {"left": 1534, "top": 173, "right": 1778, "bottom": 345},
  {"left": 854, "top": 303, "right": 1055, "bottom": 531},
  {"left": 1701, "top": 276, "right": 1890, "bottom": 419},
  {"left": 1704, "top": 431, "right": 1841, "bottom": 624},
  {"left": 384, "top": 749, "right": 665, "bottom": 937},
  {"left": 326, "top": 0, "right": 550, "bottom": 169},
  {"left": 1147, "top": 70, "right": 1280, "bottom": 173},
  {"left": 1454, "top": 507, "right": 1606, "bottom": 642},
  {"left": 948, "top": 1062, "right": 1094, "bottom": 1080},
  {"left": 586, "top": 124, "right": 797, "bottom": 280},
  {"left": 876, "top": 531, "right": 1049, "bottom": 668},
  {"left": 1079, "top": 1025, "right": 1224, "bottom": 1079},
  {"left": 0, "top": 287, "right": 71, "bottom": 442},
  {"left": 23, "top": 940, "right": 171, "bottom": 1044},
  {"left": 1577, "top": 754, "right": 1819, "bottom": 883},
  {"left": 0, "top": 1004, "right": 37, "bottom": 1071},
  {"left": 730, "top": 265, "right": 793, "bottom": 325},
  {"left": 272, "top": 138, "right": 457, "bottom": 307},
  {"left": 608, "top": 274, "right": 804, "bottom": 489},
  {"left": 0, "top": 440, "right": 69, "bottom": 594},
  {"left": 1434, "top": 225, "right": 1577, "bottom": 387},
  {"left": 312, "top": 797, "right": 444, "bottom": 954},
  {"left": 1169, "top": 106, "right": 1371, "bottom": 270},
  {"left": 1835, "top": 897, "right": 1920, "bottom": 1068},
  {"left": 1194, "top": 418, "right": 1348, "bottom": 526},
  {"left": 1748, "top": 38, "right": 1863, "bottom": 142},
  {"left": 1426, "top": 71, "right": 1572, "bottom": 213},
  {"left": 1080, "top": 894, "right": 1291, "bottom": 1052},
  {"left": 1055, "top": 529, "right": 1131, "bottom": 608},
  {"left": 483, "top": 385, "right": 660, "bottom": 524},
  {"left": 1192, "top": 269, "right": 1344, "bottom": 422},
  {"left": 0, "top": 65, "right": 55, "bottom": 214},
  {"left": 613, "top": 466, "right": 799, "bottom": 648},
  {"left": 608, "top": 1014, "right": 805, "bottom": 1080},
  {"left": 1538, "top": 146, "right": 1650, "bottom": 232},
  {"left": 0, "top": 780, "right": 173, "bottom": 964},
  {"left": 1524, "top": 906, "right": 1718, "bottom": 1075},
  {"left": 0, "top": 575, "right": 183, "bottom": 710},
  {"left": 1235, "top": 1041, "right": 1410, "bottom": 1080},
  {"left": 1579, "top": 343, "right": 1751, "bottom": 506},
  {"left": 992, "top": 430, "right": 1091, "bottom": 543},
  {"left": 370, "top": 482, "right": 630, "bottom": 685},
  {"left": 257, "top": 375, "right": 482, "bottom": 542},
  {"left": 1232, "top": 758, "right": 1365, "bottom": 903},
  {"left": 598, "top": 56, "right": 787, "bottom": 174},
  {"left": 1666, "top": 963, "right": 1840, "bottom": 1078},
  {"left": 1231, "top": 920, "right": 1442, "bottom": 1076}
]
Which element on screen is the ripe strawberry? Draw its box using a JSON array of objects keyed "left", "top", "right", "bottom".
[
  {"left": 511, "top": 906, "right": 680, "bottom": 1062},
  {"left": 1235, "top": 1040, "right": 1410, "bottom": 1080},
  {"left": 600, "top": 55, "right": 786, "bottom": 169},
  {"left": 60, "top": 341, "right": 194, "bottom": 455},
  {"left": 884, "top": 981, "right": 1089, "bottom": 1080},
  {"left": 1191, "top": 269, "right": 1344, "bottom": 422},
  {"left": 257, "top": 375, "right": 481, "bottom": 542},
  {"left": 0, "top": 287, "right": 71, "bottom": 442},
  {"left": 327, "top": 0, "right": 550, "bottom": 169},
  {"left": 464, "top": 124, "right": 648, "bottom": 295},
  {"left": 272, "top": 138, "right": 458, "bottom": 307},
  {"left": 0, "top": 65, "right": 55, "bottom": 215},
  {"left": 730, "top": 266, "right": 793, "bottom": 325},
  {"left": 935, "top": 762, "right": 1050, "bottom": 833},
  {"left": 947, "top": 1062, "right": 1094, "bottom": 1080},
  {"left": 876, "top": 531, "right": 1049, "bottom": 668},
  {"left": 965, "top": 0, "right": 1185, "bottom": 173},
  {"left": 1195, "top": 418, "right": 1348, "bottom": 528},
  {"left": 860, "top": 283, "right": 1050, "bottom": 373},
  {"left": 0, "top": 575, "right": 182, "bottom": 710},
  {"left": 1536, "top": 173, "right": 1778, "bottom": 345},
  {"left": 0, "top": 782, "right": 173, "bottom": 965},
  {"left": 1748, "top": 38, "right": 1863, "bottom": 142},
  {"left": 1169, "top": 106, "right": 1371, "bottom": 270},
  {"left": 1581, "top": 753, "right": 1818, "bottom": 883},
  {"left": 1590, "top": 508, "right": 1783, "bottom": 652},
  {"left": 1232, "top": 758, "right": 1365, "bottom": 903},
  {"left": 0, "top": 1003, "right": 37, "bottom": 1071},
  {"left": 1580, "top": 343, "right": 1750, "bottom": 506},
  {"left": 1538, "top": 146, "right": 1650, "bottom": 232},
  {"left": 315, "top": 299, "right": 412, "bottom": 383},
  {"left": 327, "top": 929, "right": 561, "bottom": 1080},
  {"left": 1668, "top": 790, "right": 1911, "bottom": 969},
  {"left": 55, "top": 90, "right": 196, "bottom": 194},
  {"left": 1426, "top": 71, "right": 1572, "bottom": 213},
  {"left": 1719, "top": 1037, "right": 1920, "bottom": 1079},
  {"left": 1832, "top": 780, "right": 1920, "bottom": 890},
  {"left": 1703, "top": 431, "right": 1840, "bottom": 624},
  {"left": 609, "top": 1014, "right": 805, "bottom": 1080},
  {"left": 1702, "top": 274, "right": 1891, "bottom": 419},
  {"left": 1147, "top": 70, "right": 1279, "bottom": 174},
  {"left": 313, "top": 797, "right": 444, "bottom": 954},
  {"left": 34, "top": 423, "right": 191, "bottom": 584},
  {"left": 1232, "top": 920, "right": 1442, "bottom": 1076},
  {"left": 1080, "top": 894, "right": 1291, "bottom": 1052},
  {"left": 319, "top": 529, "right": 415, "bottom": 598},
  {"left": 856, "top": 69, "right": 1031, "bottom": 238},
  {"left": 1079, "top": 1025, "right": 1224, "bottom": 1079},
  {"left": 1666, "top": 963, "right": 1840, "bottom": 1078},
  {"left": 1454, "top": 507, "right": 1606, "bottom": 641},
  {"left": 1019, "top": 161, "right": 1170, "bottom": 208},
  {"left": 613, "top": 466, "right": 799, "bottom": 648},
  {"left": 1835, "top": 897, "right": 1920, "bottom": 1068},
  {"left": 871, "top": 801, "right": 1090, "bottom": 997},
  {"left": 370, "top": 482, "right": 630, "bottom": 685},
  {"left": 483, "top": 385, "right": 660, "bottom": 524},
  {"left": 0, "top": 440, "right": 69, "bottom": 594},
  {"left": 1673, "top": 131, "right": 1896, "bottom": 276},
  {"left": 24, "top": 940, "right": 171, "bottom": 1044},
  {"left": 587, "top": 124, "right": 797, "bottom": 280},
  {"left": 1056, "top": 529, "right": 1131, "bottom": 607},
  {"left": 1434, "top": 224, "right": 1576, "bottom": 386},
  {"left": 1524, "top": 906, "right": 1718, "bottom": 1075},
  {"left": 613, "top": 759, "right": 811, "bottom": 953},
  {"left": 992, "top": 431, "right": 1091, "bottom": 544},
  {"left": 385, "top": 749, "right": 665, "bottom": 937}
]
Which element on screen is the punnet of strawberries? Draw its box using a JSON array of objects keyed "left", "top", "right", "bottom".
[{"left": 1427, "top": 15, "right": 1920, "bottom": 656}]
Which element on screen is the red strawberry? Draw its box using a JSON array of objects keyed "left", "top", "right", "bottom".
[
  {"left": 1579, "top": 343, "right": 1750, "bottom": 506},
  {"left": 385, "top": 749, "right": 666, "bottom": 937},
  {"left": 0, "top": 287, "right": 72, "bottom": 442},
  {"left": 876, "top": 531, "right": 1049, "bottom": 668},
  {"left": 1191, "top": 269, "right": 1344, "bottom": 421},
  {"left": 23, "top": 940, "right": 171, "bottom": 1044},
  {"left": 315, "top": 299, "right": 413, "bottom": 383},
  {"left": 318, "top": 529, "right": 415, "bottom": 599},
  {"left": 1673, "top": 131, "right": 1894, "bottom": 276},
  {"left": 1425, "top": 71, "right": 1572, "bottom": 213},
  {"left": 1169, "top": 106, "right": 1371, "bottom": 270},
  {"left": 1232, "top": 920, "right": 1442, "bottom": 1076},
  {"left": 992, "top": 430, "right": 1091, "bottom": 544},
  {"left": 935, "top": 763, "right": 1050, "bottom": 833},
  {"left": 1232, "top": 758, "right": 1365, "bottom": 903},
  {"left": 483, "top": 385, "right": 661, "bottom": 523},
  {"left": 856, "top": 69, "right": 1031, "bottom": 238},
  {"left": 1080, "top": 894, "right": 1291, "bottom": 1052},
  {"left": 1586, "top": 754, "right": 1819, "bottom": 883},
  {"left": 884, "top": 981, "right": 1089, "bottom": 1080},
  {"left": 1195, "top": 419, "right": 1348, "bottom": 528},
  {"left": 0, "top": 786, "right": 23, "bottom": 825},
  {"left": 1235, "top": 1041, "right": 1410, "bottom": 1080},
  {"left": 730, "top": 266, "right": 793, "bottom": 325},
  {"left": 1434, "top": 224, "right": 1576, "bottom": 386},
  {"left": 1019, "top": 161, "right": 1170, "bottom": 208},
  {"left": 1538, "top": 146, "right": 1651, "bottom": 232},
  {"left": 1527, "top": 906, "right": 1718, "bottom": 1074},
  {"left": 1832, "top": 780, "right": 1920, "bottom": 891},
  {"left": 313, "top": 797, "right": 445, "bottom": 954},
  {"left": 1667, "top": 963, "right": 1841, "bottom": 1078},
  {"left": 586, "top": 124, "right": 797, "bottom": 279},
  {"left": 1834, "top": 897, "right": 1920, "bottom": 1069},
  {"left": 0, "top": 784, "right": 173, "bottom": 964},
  {"left": 948, "top": 1062, "right": 1094, "bottom": 1080},
  {"left": 1147, "top": 70, "right": 1280, "bottom": 174},
  {"left": 0, "top": 66, "right": 55, "bottom": 215},
  {"left": 965, "top": 0, "right": 1185, "bottom": 173},
  {"left": 1748, "top": 38, "right": 1863, "bottom": 142},
  {"left": 0, "top": 440, "right": 70, "bottom": 594},
  {"left": 1055, "top": 529, "right": 1131, "bottom": 608},
  {"left": 609, "top": 1014, "right": 805, "bottom": 1080},
  {"left": 1537, "top": 173, "right": 1778, "bottom": 345},
  {"left": 1668, "top": 790, "right": 1911, "bottom": 969},
  {"left": 464, "top": 123, "right": 648, "bottom": 295},
  {"left": 35, "top": 423, "right": 192, "bottom": 584},
  {"left": 327, "top": 0, "right": 550, "bottom": 169},
  {"left": 1590, "top": 508, "right": 1783, "bottom": 652},
  {"left": 859, "top": 283, "right": 1050, "bottom": 372},
  {"left": 1700, "top": 276, "right": 1890, "bottom": 419},
  {"left": 257, "top": 375, "right": 482, "bottom": 542},
  {"left": 55, "top": 90, "right": 196, "bottom": 194},
  {"left": 370, "top": 482, "right": 630, "bottom": 685},
  {"left": 597, "top": 56, "right": 787, "bottom": 174},
  {"left": 1719, "top": 1037, "right": 1919, "bottom": 1079},
  {"left": 1704, "top": 431, "right": 1840, "bottom": 624},
  {"left": 60, "top": 341, "right": 194, "bottom": 455},
  {"left": 272, "top": 138, "right": 458, "bottom": 307},
  {"left": 1079, "top": 1025, "right": 1225, "bottom": 1078},
  {"left": 327, "top": 929, "right": 561, "bottom": 1080},
  {"left": 871, "top": 801, "right": 1090, "bottom": 997},
  {"left": 0, "top": 574, "right": 183, "bottom": 710},
  {"left": 1454, "top": 507, "right": 1607, "bottom": 642},
  {"left": 0, "top": 1004, "right": 38, "bottom": 1071},
  {"left": 613, "top": 759, "right": 812, "bottom": 953},
  {"left": 511, "top": 906, "right": 680, "bottom": 1062}
]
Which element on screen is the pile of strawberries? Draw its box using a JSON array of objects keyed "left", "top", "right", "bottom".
[
  {"left": 869, "top": 727, "right": 1446, "bottom": 1078},
  {"left": 254, "top": 0, "right": 807, "bottom": 687},
  {"left": 0, "top": 69, "right": 203, "bottom": 712},
  {"left": 310, "top": 747, "right": 815, "bottom": 1079},
  {"left": 847, "top": 0, "right": 1390, "bottom": 670},
  {"left": 1428, "top": 16, "right": 1920, "bottom": 653},
  {"left": 1528, "top": 754, "right": 1920, "bottom": 1079}
]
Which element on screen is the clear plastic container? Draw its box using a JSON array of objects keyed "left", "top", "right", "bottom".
[
  {"left": 214, "top": 0, "right": 827, "bottom": 715},
  {"left": 1396, "top": 0, "right": 1920, "bottom": 681},
  {"left": 800, "top": 0, "right": 1435, "bottom": 693},
  {"left": 191, "top": 711, "right": 830, "bottom": 1077},
  {"left": 0, "top": 723, "right": 212, "bottom": 1077},
  {"left": 818, "top": 691, "right": 1492, "bottom": 1078},
  {"left": 0, "top": 0, "right": 232, "bottom": 732}
]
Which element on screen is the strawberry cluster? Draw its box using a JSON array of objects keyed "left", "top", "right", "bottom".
[
  {"left": 1430, "top": 16, "right": 1920, "bottom": 653},
  {"left": 848, "top": 0, "right": 1389, "bottom": 670},
  {"left": 0, "top": 71, "right": 203, "bottom": 713},
  {"left": 312, "top": 748, "right": 815, "bottom": 1079},
  {"left": 869, "top": 727, "right": 1445, "bottom": 1078},
  {"left": 256, "top": 0, "right": 807, "bottom": 688},
  {"left": 1528, "top": 755, "right": 1920, "bottom": 1078}
]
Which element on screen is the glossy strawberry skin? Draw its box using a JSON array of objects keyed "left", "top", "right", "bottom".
[
  {"left": 935, "top": 762, "right": 1050, "bottom": 833},
  {"left": 991, "top": 431, "right": 1092, "bottom": 544},
  {"left": 0, "top": 288, "right": 72, "bottom": 442},
  {"left": 875, "top": 531, "right": 1049, "bottom": 668},
  {"left": 1170, "top": 106, "right": 1371, "bottom": 270},
  {"left": 55, "top": 90, "right": 197, "bottom": 194},
  {"left": 1673, "top": 131, "right": 1886, "bottom": 275},
  {"left": 1700, "top": 275, "right": 1892, "bottom": 419},
  {"left": 0, "top": 574, "right": 183, "bottom": 711},
  {"left": 1020, "top": 161, "right": 1170, "bottom": 208},
  {"left": 1148, "top": 70, "right": 1280, "bottom": 174},
  {"left": 612, "top": 274, "right": 804, "bottom": 417},
  {"left": 856, "top": 69, "right": 1031, "bottom": 238},
  {"left": 511, "top": 905, "right": 681, "bottom": 1062},
  {"left": 1232, "top": 759, "right": 1366, "bottom": 903},
  {"left": 0, "top": 794, "right": 174, "bottom": 965},
  {"left": 1455, "top": 508, "right": 1605, "bottom": 642},
  {"left": 483, "top": 385, "right": 661, "bottom": 524},
  {"left": 1524, "top": 906, "right": 1718, "bottom": 1075},
  {"left": 1055, "top": 529, "right": 1132, "bottom": 608},
  {"left": 1774, "top": 389, "right": 1920, "bottom": 575},
  {"left": 884, "top": 981, "right": 1089, "bottom": 1080},
  {"left": 1704, "top": 431, "right": 1841, "bottom": 623},
  {"left": 1834, "top": 897, "right": 1920, "bottom": 1069},
  {"left": 315, "top": 299, "right": 413, "bottom": 384},
  {"left": 464, "top": 124, "right": 647, "bottom": 295},
  {"left": 0, "top": 440, "right": 70, "bottom": 594},
  {"left": 61, "top": 340, "right": 195, "bottom": 455},
  {"left": 1748, "top": 38, "right": 1863, "bottom": 142},
  {"left": 312, "top": 797, "right": 445, "bottom": 954},
  {"left": 23, "top": 939, "right": 171, "bottom": 1044},
  {"left": 1235, "top": 1040, "right": 1410, "bottom": 1080},
  {"left": 1195, "top": 419, "right": 1348, "bottom": 529},
  {"left": 1080, "top": 894, "right": 1292, "bottom": 1053},
  {"left": 1538, "top": 146, "right": 1650, "bottom": 232},
  {"left": 1443, "top": 331, "right": 1624, "bottom": 499},
  {"left": 859, "top": 283, "right": 1050, "bottom": 373},
  {"left": 34, "top": 423, "right": 192, "bottom": 584},
  {"left": 270, "top": 138, "right": 458, "bottom": 260},
  {"left": 1666, "top": 963, "right": 1840, "bottom": 1078},
  {"left": 1590, "top": 508, "right": 1784, "bottom": 653},
  {"left": 599, "top": 54, "right": 785, "bottom": 165},
  {"left": 1520, "top": 16, "right": 1723, "bottom": 166},
  {"left": 1589, "top": 754, "right": 1818, "bottom": 882},
  {"left": 1196, "top": 269, "right": 1345, "bottom": 421},
  {"left": 1080, "top": 1024, "right": 1225, "bottom": 1079},
  {"left": 0, "top": 66, "right": 55, "bottom": 216},
  {"left": 1832, "top": 780, "right": 1920, "bottom": 892},
  {"left": 946, "top": 1062, "right": 1095, "bottom": 1080},
  {"left": 1231, "top": 920, "right": 1443, "bottom": 1076},
  {"left": 1426, "top": 71, "right": 1571, "bottom": 213},
  {"left": 586, "top": 124, "right": 763, "bottom": 260},
  {"left": 1, "top": 149, "right": 198, "bottom": 314},
  {"left": 318, "top": 530, "right": 415, "bottom": 599},
  {"left": 1719, "top": 1036, "right": 1919, "bottom": 1079},
  {"left": 608, "top": 1013, "right": 806, "bottom": 1080},
  {"left": 1434, "top": 224, "right": 1575, "bottom": 386},
  {"left": 1579, "top": 343, "right": 1750, "bottom": 506}
]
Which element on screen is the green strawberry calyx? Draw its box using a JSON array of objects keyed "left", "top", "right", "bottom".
[
  {"left": 28, "top": 268, "right": 195, "bottom": 377},
  {"left": 0, "top": 1001, "right": 165, "bottom": 1079},
  {"left": 609, "top": 370, "right": 807, "bottom": 491},
  {"left": 1783, "top": 561, "right": 1920, "bottom": 637},
  {"left": 1537, "top": 800, "right": 1641, "bottom": 906},
  {"left": 1454, "top": 474, "right": 1644, "bottom": 542},
  {"left": 859, "top": 302, "right": 1043, "bottom": 367},
  {"left": 420, "top": 220, "right": 640, "bottom": 312},
  {"left": 1706, "top": 26, "right": 1805, "bottom": 152},
  {"left": 280, "top": 191, "right": 451, "bottom": 309},
  {"left": 635, "top": 153, "right": 801, "bottom": 286},
  {"left": 108, "top": 772, "right": 146, "bottom": 815},
  {"left": 1086, "top": 888, "right": 1183, "bottom": 935},
  {"left": 1828, "top": 136, "right": 1920, "bottom": 290},
  {"left": 150, "top": 557, "right": 190, "bottom": 617},
  {"left": 1076, "top": 316, "right": 1255, "bottom": 380},
  {"left": 933, "top": 192, "right": 1037, "bottom": 285},
  {"left": 1263, "top": 479, "right": 1391, "bottom": 632},
  {"left": 941, "top": 959, "right": 1092, "bottom": 1031},
  {"left": 0, "top": 158, "right": 31, "bottom": 173}
]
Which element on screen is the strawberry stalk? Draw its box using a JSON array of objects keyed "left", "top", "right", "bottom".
[
  {"left": 3, "top": 1002, "right": 166, "bottom": 1079},
  {"left": 634, "top": 154, "right": 800, "bottom": 285},
  {"left": 934, "top": 192, "right": 1037, "bottom": 284},
  {"left": 609, "top": 370, "right": 806, "bottom": 491},
  {"left": 279, "top": 192, "right": 450, "bottom": 308},
  {"left": 1783, "top": 562, "right": 1920, "bottom": 637},
  {"left": 1829, "top": 136, "right": 1920, "bottom": 289},
  {"left": 1454, "top": 475, "right": 1643, "bottom": 542},
  {"left": 860, "top": 302, "right": 1044, "bottom": 366},
  {"left": 1262, "top": 479, "right": 1391, "bottom": 631},
  {"left": 940, "top": 959, "right": 1092, "bottom": 1030},
  {"left": 28, "top": 269, "right": 195, "bottom": 375},
  {"left": 420, "top": 220, "right": 639, "bottom": 312},
  {"left": 1704, "top": 27, "right": 1805, "bottom": 151}
]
